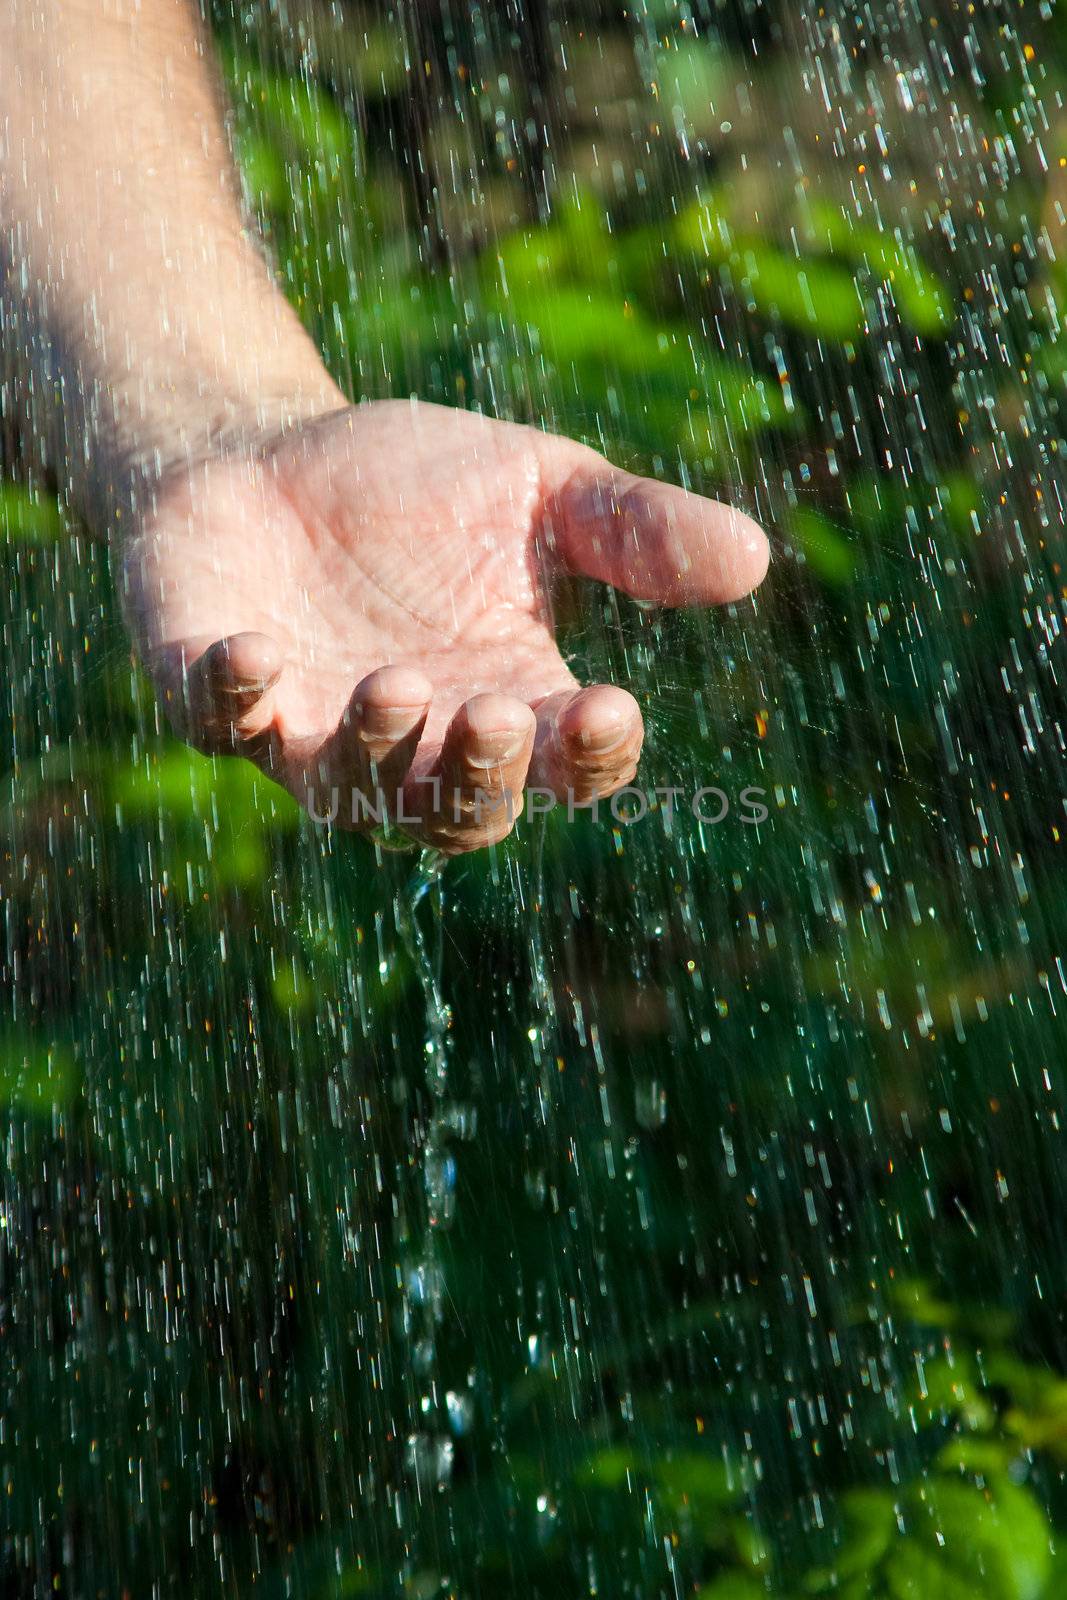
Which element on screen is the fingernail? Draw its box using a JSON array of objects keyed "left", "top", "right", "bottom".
[
  {"left": 575, "top": 721, "right": 631, "bottom": 757},
  {"left": 360, "top": 701, "right": 427, "bottom": 739},
  {"left": 206, "top": 635, "right": 284, "bottom": 695},
  {"left": 468, "top": 729, "right": 528, "bottom": 764},
  {"left": 219, "top": 671, "right": 280, "bottom": 698}
]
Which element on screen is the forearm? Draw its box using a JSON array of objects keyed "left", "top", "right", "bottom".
[{"left": 0, "top": 0, "right": 343, "bottom": 531}]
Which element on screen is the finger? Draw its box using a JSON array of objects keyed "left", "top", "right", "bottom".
[
  {"left": 307, "top": 664, "right": 431, "bottom": 832},
  {"left": 409, "top": 692, "right": 536, "bottom": 855},
  {"left": 538, "top": 439, "right": 769, "bottom": 606},
  {"left": 530, "top": 684, "right": 644, "bottom": 804},
  {"left": 167, "top": 631, "right": 284, "bottom": 755}
]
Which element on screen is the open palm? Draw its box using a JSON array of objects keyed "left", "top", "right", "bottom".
[{"left": 124, "top": 400, "right": 768, "bottom": 853}]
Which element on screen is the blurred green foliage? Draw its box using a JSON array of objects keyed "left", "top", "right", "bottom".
[{"left": 4, "top": 3, "right": 1067, "bottom": 1598}]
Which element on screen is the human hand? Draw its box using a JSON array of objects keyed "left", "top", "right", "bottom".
[
  {"left": 2, "top": 0, "right": 767, "bottom": 854},
  {"left": 124, "top": 399, "right": 769, "bottom": 854}
]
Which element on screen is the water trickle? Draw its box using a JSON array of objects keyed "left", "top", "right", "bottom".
[
  {"left": 5, "top": 0, "right": 1067, "bottom": 1594},
  {"left": 393, "top": 850, "right": 461, "bottom": 1509}
]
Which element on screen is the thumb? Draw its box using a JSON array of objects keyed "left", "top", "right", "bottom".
[{"left": 539, "top": 439, "right": 769, "bottom": 607}]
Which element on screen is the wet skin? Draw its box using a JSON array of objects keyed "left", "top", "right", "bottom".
[{"left": 128, "top": 399, "right": 770, "bottom": 854}]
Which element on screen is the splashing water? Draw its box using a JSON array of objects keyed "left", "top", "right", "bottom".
[
  {"left": 394, "top": 850, "right": 459, "bottom": 1507},
  {"left": 4, "top": 1, "right": 1067, "bottom": 1597}
]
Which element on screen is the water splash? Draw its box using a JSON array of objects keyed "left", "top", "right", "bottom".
[
  {"left": 4, "top": 2, "right": 1067, "bottom": 1596},
  {"left": 393, "top": 849, "right": 460, "bottom": 1507}
]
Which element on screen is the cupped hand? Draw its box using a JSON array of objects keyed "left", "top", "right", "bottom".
[{"left": 123, "top": 400, "right": 768, "bottom": 854}]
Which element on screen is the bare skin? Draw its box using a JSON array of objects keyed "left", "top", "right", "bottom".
[
  {"left": 1, "top": 0, "right": 769, "bottom": 854},
  {"left": 134, "top": 400, "right": 769, "bottom": 850}
]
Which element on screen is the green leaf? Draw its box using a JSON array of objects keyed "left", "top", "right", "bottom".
[
  {"left": 789, "top": 507, "right": 856, "bottom": 585},
  {"left": 496, "top": 285, "right": 670, "bottom": 369},
  {"left": 0, "top": 481, "right": 65, "bottom": 544},
  {"left": 845, "top": 475, "right": 904, "bottom": 533},
  {"left": 224, "top": 51, "right": 356, "bottom": 172},
  {"left": 886, "top": 1275, "right": 1013, "bottom": 1341},
  {"left": 938, "top": 472, "right": 984, "bottom": 536},
  {"left": 0, "top": 1039, "right": 78, "bottom": 1112},
  {"left": 651, "top": 40, "right": 729, "bottom": 132},
  {"left": 674, "top": 195, "right": 736, "bottom": 260},
  {"left": 346, "top": 276, "right": 463, "bottom": 370},
  {"left": 809, "top": 203, "right": 952, "bottom": 335},
  {"left": 731, "top": 1517, "right": 772, "bottom": 1572},
  {"left": 492, "top": 227, "right": 575, "bottom": 294},
  {"left": 490, "top": 190, "right": 610, "bottom": 295},
  {"left": 490, "top": 285, "right": 785, "bottom": 457},
  {"left": 209, "top": 828, "right": 272, "bottom": 889},
  {"left": 1004, "top": 1379, "right": 1067, "bottom": 1460},
  {"left": 731, "top": 246, "right": 863, "bottom": 338},
  {"left": 327, "top": 1566, "right": 377, "bottom": 1598},
  {"left": 234, "top": 129, "right": 290, "bottom": 213},
  {"left": 678, "top": 192, "right": 950, "bottom": 338},
  {"left": 889, "top": 1275, "right": 962, "bottom": 1328},
  {"left": 903, "top": 1478, "right": 1051, "bottom": 1600},
  {"left": 902, "top": 1351, "right": 995, "bottom": 1432},
  {"left": 984, "top": 1352, "right": 1066, "bottom": 1413},
  {"left": 110, "top": 745, "right": 299, "bottom": 829},
  {"left": 804, "top": 1488, "right": 895, "bottom": 1591},
  {"left": 577, "top": 1446, "right": 636, "bottom": 1490},
  {"left": 273, "top": 961, "right": 315, "bottom": 1016},
  {"left": 674, "top": 199, "right": 863, "bottom": 337},
  {"left": 655, "top": 1450, "right": 736, "bottom": 1507},
  {"left": 695, "top": 1576, "right": 769, "bottom": 1600},
  {"left": 936, "top": 1437, "right": 1018, "bottom": 1479},
  {"left": 885, "top": 1540, "right": 980, "bottom": 1600},
  {"left": 554, "top": 188, "right": 611, "bottom": 255},
  {"left": 1032, "top": 338, "right": 1067, "bottom": 388}
]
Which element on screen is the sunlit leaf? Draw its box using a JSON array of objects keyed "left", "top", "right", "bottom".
[
  {"left": 808, "top": 202, "right": 953, "bottom": 335},
  {"left": 656, "top": 1450, "right": 735, "bottom": 1507},
  {"left": 577, "top": 1447, "right": 637, "bottom": 1489},
  {"left": 674, "top": 199, "right": 864, "bottom": 337},
  {"left": 902, "top": 1477, "right": 1051, "bottom": 1600},
  {"left": 789, "top": 507, "right": 856, "bottom": 584},
  {"left": 804, "top": 1488, "right": 895, "bottom": 1591},
  {"left": 0, "top": 481, "right": 65, "bottom": 544},
  {"left": 0, "top": 1040, "right": 78, "bottom": 1112},
  {"left": 227, "top": 54, "right": 356, "bottom": 167},
  {"left": 110, "top": 744, "right": 296, "bottom": 823},
  {"left": 936, "top": 1437, "right": 1019, "bottom": 1479},
  {"left": 234, "top": 129, "right": 290, "bottom": 213},
  {"left": 651, "top": 40, "right": 729, "bottom": 132}
]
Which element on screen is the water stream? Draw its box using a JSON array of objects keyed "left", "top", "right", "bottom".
[{"left": 3, "top": 1, "right": 1067, "bottom": 1596}]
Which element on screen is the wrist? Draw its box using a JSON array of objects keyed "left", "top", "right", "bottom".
[{"left": 91, "top": 328, "right": 347, "bottom": 537}]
